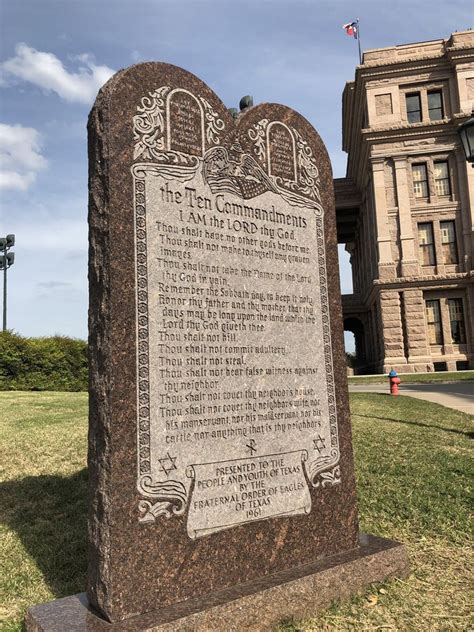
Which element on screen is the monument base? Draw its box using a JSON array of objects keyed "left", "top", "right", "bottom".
[{"left": 26, "top": 534, "right": 409, "bottom": 632}]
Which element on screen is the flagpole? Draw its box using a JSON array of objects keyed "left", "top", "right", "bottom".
[{"left": 356, "top": 18, "right": 362, "bottom": 64}]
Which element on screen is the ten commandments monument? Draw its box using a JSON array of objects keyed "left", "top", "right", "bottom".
[{"left": 26, "top": 63, "right": 409, "bottom": 631}]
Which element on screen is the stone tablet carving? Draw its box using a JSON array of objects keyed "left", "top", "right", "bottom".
[
  {"left": 88, "top": 62, "right": 358, "bottom": 622},
  {"left": 267, "top": 121, "right": 297, "bottom": 181}
]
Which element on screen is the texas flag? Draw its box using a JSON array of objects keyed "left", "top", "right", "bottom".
[{"left": 343, "top": 21, "right": 358, "bottom": 39}]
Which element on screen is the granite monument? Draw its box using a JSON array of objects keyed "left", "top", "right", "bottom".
[{"left": 26, "top": 62, "right": 409, "bottom": 631}]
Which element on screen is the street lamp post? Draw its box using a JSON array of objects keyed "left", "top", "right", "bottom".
[
  {"left": 0, "top": 234, "right": 15, "bottom": 331},
  {"left": 457, "top": 115, "right": 474, "bottom": 164}
]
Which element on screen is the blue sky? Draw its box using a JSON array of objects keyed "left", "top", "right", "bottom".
[{"left": 0, "top": 0, "right": 472, "bottom": 347}]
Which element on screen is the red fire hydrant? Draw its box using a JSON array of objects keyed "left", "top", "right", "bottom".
[{"left": 389, "top": 369, "right": 401, "bottom": 395}]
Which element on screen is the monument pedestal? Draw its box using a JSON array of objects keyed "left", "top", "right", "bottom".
[{"left": 26, "top": 534, "right": 409, "bottom": 631}]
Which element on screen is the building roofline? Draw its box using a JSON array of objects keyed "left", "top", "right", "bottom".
[
  {"left": 363, "top": 37, "right": 445, "bottom": 56},
  {"left": 361, "top": 29, "right": 474, "bottom": 66},
  {"left": 362, "top": 29, "right": 474, "bottom": 54}
]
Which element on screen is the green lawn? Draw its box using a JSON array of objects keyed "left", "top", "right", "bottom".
[
  {"left": 348, "top": 369, "right": 474, "bottom": 385},
  {"left": 1, "top": 392, "right": 472, "bottom": 631}
]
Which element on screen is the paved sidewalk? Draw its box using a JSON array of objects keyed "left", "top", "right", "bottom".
[{"left": 348, "top": 382, "right": 474, "bottom": 415}]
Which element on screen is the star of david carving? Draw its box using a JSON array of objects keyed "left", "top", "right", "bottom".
[
  {"left": 157, "top": 452, "right": 177, "bottom": 477},
  {"left": 313, "top": 435, "right": 326, "bottom": 454}
]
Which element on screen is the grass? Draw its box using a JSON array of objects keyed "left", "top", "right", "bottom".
[
  {"left": 348, "top": 369, "right": 474, "bottom": 385},
  {"left": 1, "top": 392, "right": 473, "bottom": 631},
  {"left": 283, "top": 393, "right": 473, "bottom": 631},
  {"left": 0, "top": 392, "right": 88, "bottom": 631}
]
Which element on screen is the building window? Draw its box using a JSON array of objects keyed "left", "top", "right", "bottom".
[
  {"left": 425, "top": 300, "right": 443, "bottom": 345},
  {"left": 448, "top": 298, "right": 466, "bottom": 344},
  {"left": 434, "top": 161, "right": 451, "bottom": 196},
  {"left": 418, "top": 223, "right": 436, "bottom": 266},
  {"left": 428, "top": 90, "right": 444, "bottom": 121},
  {"left": 440, "top": 221, "right": 458, "bottom": 264},
  {"left": 406, "top": 92, "right": 422, "bottom": 123},
  {"left": 412, "top": 163, "right": 429, "bottom": 198}
]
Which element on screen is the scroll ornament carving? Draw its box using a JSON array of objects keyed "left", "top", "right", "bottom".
[
  {"left": 248, "top": 118, "right": 269, "bottom": 164},
  {"left": 138, "top": 475, "right": 187, "bottom": 523},
  {"left": 133, "top": 86, "right": 171, "bottom": 160},
  {"left": 200, "top": 97, "right": 225, "bottom": 145},
  {"left": 308, "top": 450, "right": 340, "bottom": 487},
  {"left": 294, "top": 129, "right": 322, "bottom": 203},
  {"left": 317, "top": 466, "right": 341, "bottom": 488}
]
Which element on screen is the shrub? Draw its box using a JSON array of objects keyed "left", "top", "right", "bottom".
[{"left": 0, "top": 331, "right": 88, "bottom": 391}]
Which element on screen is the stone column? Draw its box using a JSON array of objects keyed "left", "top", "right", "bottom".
[
  {"left": 420, "top": 91, "right": 429, "bottom": 123},
  {"left": 440, "top": 297, "right": 454, "bottom": 357},
  {"left": 455, "top": 150, "right": 474, "bottom": 272},
  {"left": 466, "top": 283, "right": 474, "bottom": 368},
  {"left": 370, "top": 303, "right": 381, "bottom": 371},
  {"left": 371, "top": 159, "right": 396, "bottom": 280},
  {"left": 379, "top": 289, "right": 407, "bottom": 371},
  {"left": 393, "top": 157, "right": 419, "bottom": 277},
  {"left": 432, "top": 221, "right": 445, "bottom": 274},
  {"left": 375, "top": 301, "right": 385, "bottom": 372},
  {"left": 402, "top": 289, "right": 431, "bottom": 371}
]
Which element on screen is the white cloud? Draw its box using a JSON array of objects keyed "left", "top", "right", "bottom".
[
  {"left": 0, "top": 170, "right": 36, "bottom": 191},
  {"left": 1, "top": 43, "right": 115, "bottom": 104},
  {"left": 0, "top": 123, "right": 47, "bottom": 191},
  {"left": 7, "top": 194, "right": 87, "bottom": 250},
  {"left": 19, "top": 217, "right": 87, "bottom": 251}
]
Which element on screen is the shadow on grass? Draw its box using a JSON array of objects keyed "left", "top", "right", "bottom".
[
  {"left": 355, "top": 413, "right": 473, "bottom": 438},
  {"left": 1, "top": 469, "right": 88, "bottom": 598}
]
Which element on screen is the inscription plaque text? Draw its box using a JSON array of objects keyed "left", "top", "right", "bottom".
[{"left": 132, "top": 88, "right": 340, "bottom": 538}]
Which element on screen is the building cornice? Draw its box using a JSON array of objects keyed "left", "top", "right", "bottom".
[
  {"left": 360, "top": 30, "right": 474, "bottom": 69},
  {"left": 357, "top": 58, "right": 450, "bottom": 78},
  {"left": 358, "top": 53, "right": 474, "bottom": 77},
  {"left": 344, "top": 271, "right": 472, "bottom": 311},
  {"left": 374, "top": 271, "right": 472, "bottom": 289},
  {"left": 359, "top": 120, "right": 465, "bottom": 179},
  {"left": 361, "top": 128, "right": 460, "bottom": 153},
  {"left": 365, "top": 116, "right": 451, "bottom": 133}
]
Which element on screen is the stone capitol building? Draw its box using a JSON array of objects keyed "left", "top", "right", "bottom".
[{"left": 335, "top": 30, "right": 474, "bottom": 374}]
